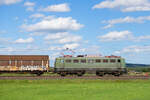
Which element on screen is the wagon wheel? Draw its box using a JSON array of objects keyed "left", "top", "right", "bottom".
[{"left": 36, "top": 71, "right": 43, "bottom": 76}]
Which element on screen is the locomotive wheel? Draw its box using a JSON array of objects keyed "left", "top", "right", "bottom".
[
  {"left": 60, "top": 72, "right": 67, "bottom": 77},
  {"left": 96, "top": 72, "right": 104, "bottom": 77},
  {"left": 114, "top": 72, "right": 120, "bottom": 77},
  {"left": 114, "top": 74, "right": 120, "bottom": 77},
  {"left": 77, "top": 71, "right": 83, "bottom": 77}
]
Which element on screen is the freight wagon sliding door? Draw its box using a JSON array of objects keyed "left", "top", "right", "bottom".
[{"left": 0, "top": 60, "right": 9, "bottom": 71}]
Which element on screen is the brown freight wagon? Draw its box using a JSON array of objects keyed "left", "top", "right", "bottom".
[{"left": 0, "top": 55, "right": 49, "bottom": 75}]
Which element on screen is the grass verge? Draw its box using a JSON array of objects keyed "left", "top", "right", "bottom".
[{"left": 0, "top": 79, "right": 150, "bottom": 100}]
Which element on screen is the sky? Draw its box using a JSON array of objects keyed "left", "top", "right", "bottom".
[{"left": 0, "top": 0, "right": 150, "bottom": 65}]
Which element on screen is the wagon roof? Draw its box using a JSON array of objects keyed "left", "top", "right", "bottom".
[{"left": 0, "top": 55, "right": 49, "bottom": 60}]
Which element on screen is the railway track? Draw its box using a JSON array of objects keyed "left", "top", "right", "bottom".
[{"left": 0, "top": 75, "right": 150, "bottom": 80}]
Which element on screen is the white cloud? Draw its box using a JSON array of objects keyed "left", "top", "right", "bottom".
[
  {"left": 39, "top": 3, "right": 70, "bottom": 12},
  {"left": 45, "top": 32, "right": 68, "bottom": 40},
  {"left": 115, "top": 45, "right": 150, "bottom": 54},
  {"left": 26, "top": 7, "right": 34, "bottom": 11},
  {"left": 103, "top": 16, "right": 150, "bottom": 29},
  {"left": 14, "top": 37, "right": 34, "bottom": 44},
  {"left": 93, "top": 0, "right": 150, "bottom": 12},
  {"left": 98, "top": 30, "right": 150, "bottom": 42},
  {"left": 30, "top": 32, "right": 47, "bottom": 36},
  {"left": 0, "top": 30, "right": 6, "bottom": 34},
  {"left": 136, "top": 35, "right": 150, "bottom": 41},
  {"left": 45, "top": 32, "right": 82, "bottom": 44},
  {"left": 48, "top": 46, "right": 63, "bottom": 51},
  {"left": 21, "top": 17, "right": 83, "bottom": 32},
  {"left": 43, "top": 16, "right": 55, "bottom": 20},
  {"left": 0, "top": 0, "right": 22, "bottom": 5},
  {"left": 58, "top": 36, "right": 81, "bottom": 44},
  {"left": 98, "top": 30, "right": 132, "bottom": 41},
  {"left": 29, "top": 13, "right": 45, "bottom": 19},
  {"left": 80, "top": 45, "right": 101, "bottom": 54},
  {"left": 24, "top": 1, "right": 35, "bottom": 6},
  {"left": 64, "top": 43, "right": 79, "bottom": 49},
  {"left": 122, "top": 6, "right": 150, "bottom": 12},
  {"left": 47, "top": 43, "right": 80, "bottom": 51},
  {"left": 44, "top": 32, "right": 83, "bottom": 51},
  {"left": 24, "top": 1, "right": 35, "bottom": 12}
]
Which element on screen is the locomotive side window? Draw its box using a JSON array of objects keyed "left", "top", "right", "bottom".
[
  {"left": 73, "top": 59, "right": 79, "bottom": 63},
  {"left": 110, "top": 59, "right": 116, "bottom": 63},
  {"left": 103, "top": 59, "right": 108, "bottom": 63},
  {"left": 118, "top": 59, "right": 121, "bottom": 63},
  {"left": 88, "top": 59, "right": 94, "bottom": 63},
  {"left": 96, "top": 59, "right": 101, "bottom": 63},
  {"left": 66, "top": 59, "right": 71, "bottom": 63},
  {"left": 81, "top": 59, "right": 86, "bottom": 63},
  {"left": 60, "top": 60, "right": 64, "bottom": 63}
]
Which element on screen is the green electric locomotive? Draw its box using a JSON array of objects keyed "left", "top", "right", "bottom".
[{"left": 54, "top": 55, "right": 127, "bottom": 76}]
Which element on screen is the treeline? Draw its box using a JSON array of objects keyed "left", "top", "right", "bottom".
[
  {"left": 126, "top": 63, "right": 150, "bottom": 72},
  {"left": 126, "top": 63, "right": 150, "bottom": 67},
  {"left": 127, "top": 67, "right": 150, "bottom": 72}
]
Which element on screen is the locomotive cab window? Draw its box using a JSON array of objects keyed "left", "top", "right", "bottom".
[
  {"left": 103, "top": 59, "right": 108, "bottom": 63},
  {"left": 88, "top": 59, "right": 94, "bottom": 63},
  {"left": 73, "top": 59, "right": 79, "bottom": 63},
  {"left": 110, "top": 59, "right": 116, "bottom": 63},
  {"left": 81, "top": 59, "right": 86, "bottom": 63},
  {"left": 66, "top": 59, "right": 71, "bottom": 63},
  {"left": 118, "top": 59, "right": 121, "bottom": 63}
]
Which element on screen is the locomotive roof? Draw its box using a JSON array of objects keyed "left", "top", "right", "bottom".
[{"left": 57, "top": 56, "right": 123, "bottom": 59}]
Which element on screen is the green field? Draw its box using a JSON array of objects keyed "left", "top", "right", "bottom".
[{"left": 0, "top": 79, "right": 150, "bottom": 100}]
